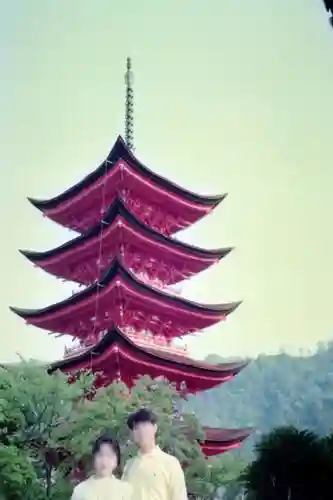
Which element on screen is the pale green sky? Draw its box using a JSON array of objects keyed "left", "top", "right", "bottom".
[{"left": 1, "top": 0, "right": 332, "bottom": 363}]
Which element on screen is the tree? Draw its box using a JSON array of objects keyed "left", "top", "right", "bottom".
[
  {"left": 189, "top": 343, "right": 333, "bottom": 461},
  {"left": 0, "top": 361, "right": 96, "bottom": 499},
  {"left": 186, "top": 453, "right": 247, "bottom": 500},
  {"left": 242, "top": 426, "right": 333, "bottom": 500},
  {"left": 0, "top": 445, "right": 40, "bottom": 500},
  {"left": 1, "top": 363, "right": 234, "bottom": 499}
]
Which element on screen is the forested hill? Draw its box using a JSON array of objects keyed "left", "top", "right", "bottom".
[{"left": 186, "top": 342, "right": 333, "bottom": 457}]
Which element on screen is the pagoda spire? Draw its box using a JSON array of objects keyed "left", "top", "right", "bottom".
[{"left": 124, "top": 57, "right": 134, "bottom": 151}]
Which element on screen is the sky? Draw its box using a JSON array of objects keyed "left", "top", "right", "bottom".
[{"left": 0, "top": 0, "right": 333, "bottom": 363}]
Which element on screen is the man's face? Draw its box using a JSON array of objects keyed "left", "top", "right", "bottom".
[
  {"left": 132, "top": 421, "right": 157, "bottom": 447},
  {"left": 93, "top": 443, "right": 118, "bottom": 476}
]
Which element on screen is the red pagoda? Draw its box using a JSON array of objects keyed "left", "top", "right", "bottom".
[{"left": 11, "top": 58, "right": 252, "bottom": 456}]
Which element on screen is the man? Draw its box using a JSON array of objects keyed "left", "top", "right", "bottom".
[{"left": 122, "top": 408, "right": 188, "bottom": 500}]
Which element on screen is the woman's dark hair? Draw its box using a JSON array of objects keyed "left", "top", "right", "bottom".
[
  {"left": 92, "top": 434, "right": 121, "bottom": 467},
  {"left": 127, "top": 408, "right": 157, "bottom": 430}
]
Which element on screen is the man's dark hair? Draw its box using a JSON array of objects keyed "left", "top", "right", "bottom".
[
  {"left": 92, "top": 433, "right": 121, "bottom": 467},
  {"left": 126, "top": 408, "right": 157, "bottom": 430}
]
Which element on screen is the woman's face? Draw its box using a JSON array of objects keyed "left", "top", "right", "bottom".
[{"left": 94, "top": 443, "right": 118, "bottom": 476}]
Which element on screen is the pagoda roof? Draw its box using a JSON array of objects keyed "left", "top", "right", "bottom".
[
  {"left": 28, "top": 136, "right": 224, "bottom": 212},
  {"left": 48, "top": 326, "right": 248, "bottom": 393},
  {"left": 27, "top": 136, "right": 226, "bottom": 235},
  {"left": 10, "top": 259, "right": 240, "bottom": 339},
  {"left": 19, "top": 198, "right": 232, "bottom": 285},
  {"left": 202, "top": 427, "right": 254, "bottom": 455}
]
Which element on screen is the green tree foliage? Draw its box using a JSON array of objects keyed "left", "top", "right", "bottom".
[
  {"left": 0, "top": 361, "right": 96, "bottom": 498},
  {"left": 188, "top": 343, "right": 333, "bottom": 458},
  {"left": 0, "top": 363, "right": 236, "bottom": 499},
  {"left": 0, "top": 445, "right": 40, "bottom": 500},
  {"left": 187, "top": 453, "right": 247, "bottom": 500},
  {"left": 242, "top": 426, "right": 333, "bottom": 500}
]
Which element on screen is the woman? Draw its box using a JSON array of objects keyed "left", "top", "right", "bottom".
[{"left": 71, "top": 434, "right": 132, "bottom": 500}]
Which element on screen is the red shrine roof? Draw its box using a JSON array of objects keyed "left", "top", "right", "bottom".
[
  {"left": 28, "top": 136, "right": 226, "bottom": 235},
  {"left": 202, "top": 427, "right": 253, "bottom": 456},
  {"left": 48, "top": 326, "right": 248, "bottom": 393},
  {"left": 20, "top": 198, "right": 232, "bottom": 286},
  {"left": 10, "top": 259, "right": 240, "bottom": 339}
]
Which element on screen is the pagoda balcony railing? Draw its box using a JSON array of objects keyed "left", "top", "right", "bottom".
[
  {"left": 64, "top": 343, "right": 91, "bottom": 358},
  {"left": 63, "top": 328, "right": 188, "bottom": 359},
  {"left": 122, "top": 326, "right": 188, "bottom": 355},
  {"left": 71, "top": 272, "right": 183, "bottom": 296},
  {"left": 63, "top": 332, "right": 101, "bottom": 358}
]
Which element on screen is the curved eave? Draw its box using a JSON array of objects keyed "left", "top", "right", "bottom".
[
  {"left": 27, "top": 136, "right": 225, "bottom": 212},
  {"left": 20, "top": 198, "right": 232, "bottom": 263},
  {"left": 10, "top": 258, "right": 241, "bottom": 320},
  {"left": 201, "top": 427, "right": 254, "bottom": 456},
  {"left": 48, "top": 326, "right": 248, "bottom": 376},
  {"left": 203, "top": 427, "right": 254, "bottom": 445}
]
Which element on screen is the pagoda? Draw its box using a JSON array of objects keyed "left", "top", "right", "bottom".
[{"left": 11, "top": 58, "right": 252, "bottom": 456}]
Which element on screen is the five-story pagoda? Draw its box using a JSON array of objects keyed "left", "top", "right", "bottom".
[{"left": 11, "top": 58, "right": 252, "bottom": 456}]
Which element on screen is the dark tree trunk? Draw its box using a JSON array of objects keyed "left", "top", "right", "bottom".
[{"left": 45, "top": 463, "right": 52, "bottom": 499}]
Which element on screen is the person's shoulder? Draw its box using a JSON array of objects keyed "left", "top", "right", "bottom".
[
  {"left": 122, "top": 457, "right": 137, "bottom": 478},
  {"left": 115, "top": 477, "right": 133, "bottom": 498},
  {"left": 159, "top": 449, "right": 181, "bottom": 467},
  {"left": 72, "top": 477, "right": 92, "bottom": 495},
  {"left": 115, "top": 476, "right": 132, "bottom": 489}
]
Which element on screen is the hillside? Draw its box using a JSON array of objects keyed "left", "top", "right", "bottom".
[{"left": 186, "top": 342, "right": 333, "bottom": 457}]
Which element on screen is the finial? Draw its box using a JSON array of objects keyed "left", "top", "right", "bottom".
[{"left": 124, "top": 57, "right": 134, "bottom": 151}]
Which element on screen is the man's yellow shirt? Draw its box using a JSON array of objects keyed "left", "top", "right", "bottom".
[{"left": 122, "top": 446, "right": 187, "bottom": 500}]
